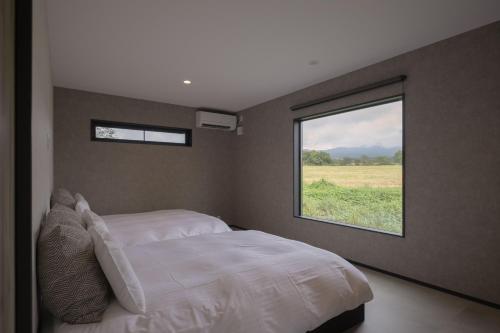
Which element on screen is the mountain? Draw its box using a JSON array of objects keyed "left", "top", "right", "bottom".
[{"left": 324, "top": 145, "right": 401, "bottom": 159}]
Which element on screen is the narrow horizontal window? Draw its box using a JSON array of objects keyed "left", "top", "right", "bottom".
[
  {"left": 91, "top": 120, "right": 191, "bottom": 146},
  {"left": 294, "top": 96, "right": 404, "bottom": 236}
]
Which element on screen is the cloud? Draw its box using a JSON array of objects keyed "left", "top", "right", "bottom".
[{"left": 302, "top": 101, "right": 403, "bottom": 150}]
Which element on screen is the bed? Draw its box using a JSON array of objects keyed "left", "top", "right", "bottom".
[
  {"left": 52, "top": 230, "right": 372, "bottom": 333},
  {"left": 100, "top": 209, "right": 232, "bottom": 246},
  {"left": 43, "top": 191, "right": 372, "bottom": 333}
]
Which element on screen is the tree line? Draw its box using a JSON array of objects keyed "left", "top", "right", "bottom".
[{"left": 302, "top": 150, "right": 402, "bottom": 166}]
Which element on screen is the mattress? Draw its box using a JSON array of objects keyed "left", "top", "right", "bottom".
[
  {"left": 102, "top": 209, "right": 232, "bottom": 246},
  {"left": 54, "top": 230, "right": 373, "bottom": 333}
]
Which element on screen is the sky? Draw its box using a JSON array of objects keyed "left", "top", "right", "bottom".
[{"left": 302, "top": 100, "right": 403, "bottom": 150}]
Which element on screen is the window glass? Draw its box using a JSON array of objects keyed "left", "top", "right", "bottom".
[
  {"left": 92, "top": 121, "right": 191, "bottom": 147},
  {"left": 95, "top": 126, "right": 143, "bottom": 141},
  {"left": 144, "top": 131, "right": 186, "bottom": 144},
  {"left": 299, "top": 99, "right": 403, "bottom": 235}
]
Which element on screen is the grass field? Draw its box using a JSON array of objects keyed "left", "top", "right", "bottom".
[
  {"left": 302, "top": 165, "right": 402, "bottom": 187},
  {"left": 302, "top": 165, "right": 403, "bottom": 234}
]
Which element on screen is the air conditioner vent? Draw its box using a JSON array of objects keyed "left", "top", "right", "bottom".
[
  {"left": 196, "top": 111, "right": 237, "bottom": 131},
  {"left": 201, "top": 123, "right": 231, "bottom": 129}
]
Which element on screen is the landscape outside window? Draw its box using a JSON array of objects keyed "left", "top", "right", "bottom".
[{"left": 301, "top": 99, "right": 403, "bottom": 235}]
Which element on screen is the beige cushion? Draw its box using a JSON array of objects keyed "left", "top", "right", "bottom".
[
  {"left": 37, "top": 211, "right": 110, "bottom": 324},
  {"left": 75, "top": 193, "right": 91, "bottom": 216},
  {"left": 50, "top": 188, "right": 76, "bottom": 209},
  {"left": 82, "top": 210, "right": 109, "bottom": 232}
]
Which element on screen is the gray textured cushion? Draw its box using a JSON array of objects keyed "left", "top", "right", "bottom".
[
  {"left": 46, "top": 203, "right": 86, "bottom": 229},
  {"left": 38, "top": 211, "right": 110, "bottom": 324},
  {"left": 50, "top": 188, "right": 76, "bottom": 209}
]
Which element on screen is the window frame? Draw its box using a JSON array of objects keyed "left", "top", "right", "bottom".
[
  {"left": 90, "top": 119, "right": 192, "bottom": 147},
  {"left": 293, "top": 95, "right": 405, "bottom": 237}
]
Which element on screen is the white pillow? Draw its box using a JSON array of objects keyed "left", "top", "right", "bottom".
[
  {"left": 74, "top": 193, "right": 90, "bottom": 216},
  {"left": 82, "top": 210, "right": 109, "bottom": 232},
  {"left": 89, "top": 226, "right": 146, "bottom": 314}
]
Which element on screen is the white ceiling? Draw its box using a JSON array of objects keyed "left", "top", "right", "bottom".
[{"left": 46, "top": 0, "right": 500, "bottom": 111}]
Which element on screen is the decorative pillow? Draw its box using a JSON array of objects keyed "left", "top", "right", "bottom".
[
  {"left": 83, "top": 210, "right": 109, "bottom": 232},
  {"left": 37, "top": 213, "right": 110, "bottom": 324},
  {"left": 50, "top": 188, "right": 76, "bottom": 209},
  {"left": 89, "top": 226, "right": 146, "bottom": 314},
  {"left": 45, "top": 203, "right": 85, "bottom": 229},
  {"left": 75, "top": 193, "right": 91, "bottom": 216}
]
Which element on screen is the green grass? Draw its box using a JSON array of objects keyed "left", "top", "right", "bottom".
[{"left": 302, "top": 166, "right": 403, "bottom": 234}]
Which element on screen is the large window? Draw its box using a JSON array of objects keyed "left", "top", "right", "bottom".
[
  {"left": 91, "top": 120, "right": 192, "bottom": 146},
  {"left": 294, "top": 97, "right": 404, "bottom": 236}
]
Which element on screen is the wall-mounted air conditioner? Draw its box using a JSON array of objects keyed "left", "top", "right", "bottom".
[{"left": 196, "top": 111, "right": 237, "bottom": 131}]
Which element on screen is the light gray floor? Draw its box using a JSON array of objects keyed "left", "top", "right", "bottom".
[{"left": 347, "top": 266, "right": 500, "bottom": 333}]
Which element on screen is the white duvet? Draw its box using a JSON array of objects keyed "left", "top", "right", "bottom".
[
  {"left": 54, "top": 230, "right": 373, "bottom": 333},
  {"left": 102, "top": 209, "right": 231, "bottom": 246}
]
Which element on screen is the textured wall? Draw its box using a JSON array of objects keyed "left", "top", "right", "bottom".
[
  {"left": 54, "top": 88, "right": 236, "bottom": 223},
  {"left": 32, "top": 0, "right": 54, "bottom": 331},
  {"left": 234, "top": 22, "right": 500, "bottom": 304}
]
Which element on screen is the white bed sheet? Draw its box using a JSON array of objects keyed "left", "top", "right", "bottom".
[
  {"left": 102, "top": 209, "right": 231, "bottom": 246},
  {"left": 54, "top": 230, "right": 373, "bottom": 333}
]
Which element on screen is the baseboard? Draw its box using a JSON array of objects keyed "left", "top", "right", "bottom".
[{"left": 348, "top": 259, "right": 500, "bottom": 310}]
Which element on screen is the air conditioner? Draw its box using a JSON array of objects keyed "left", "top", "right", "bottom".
[{"left": 196, "top": 111, "right": 237, "bottom": 131}]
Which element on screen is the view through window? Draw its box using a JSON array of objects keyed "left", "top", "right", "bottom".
[{"left": 299, "top": 98, "right": 403, "bottom": 235}]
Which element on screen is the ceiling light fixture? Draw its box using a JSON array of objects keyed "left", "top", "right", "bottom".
[{"left": 183, "top": 80, "right": 192, "bottom": 85}]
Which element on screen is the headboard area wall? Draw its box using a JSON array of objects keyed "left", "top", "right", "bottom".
[{"left": 53, "top": 88, "right": 236, "bottom": 224}]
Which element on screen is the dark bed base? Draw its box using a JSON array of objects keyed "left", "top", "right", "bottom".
[{"left": 308, "top": 304, "right": 365, "bottom": 333}]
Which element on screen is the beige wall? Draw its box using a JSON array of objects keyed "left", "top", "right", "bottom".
[
  {"left": 54, "top": 88, "right": 236, "bottom": 224},
  {"left": 234, "top": 22, "right": 500, "bottom": 304},
  {"left": 32, "top": 0, "right": 54, "bottom": 331},
  {"left": 0, "top": 0, "right": 15, "bottom": 332}
]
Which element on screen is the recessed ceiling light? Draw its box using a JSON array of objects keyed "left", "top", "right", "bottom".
[{"left": 183, "top": 80, "right": 192, "bottom": 85}]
